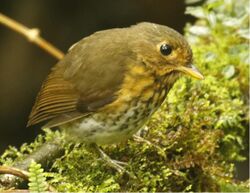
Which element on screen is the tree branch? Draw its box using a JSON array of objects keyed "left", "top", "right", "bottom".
[
  {"left": 0, "top": 165, "right": 56, "bottom": 192},
  {"left": 0, "top": 166, "right": 29, "bottom": 181},
  {"left": 0, "top": 12, "right": 64, "bottom": 60},
  {"left": 0, "top": 137, "right": 64, "bottom": 189}
]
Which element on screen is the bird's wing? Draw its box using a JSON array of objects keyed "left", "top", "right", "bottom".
[{"left": 27, "top": 30, "right": 128, "bottom": 127}]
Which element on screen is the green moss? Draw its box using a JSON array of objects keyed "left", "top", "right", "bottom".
[{"left": 1, "top": 0, "right": 249, "bottom": 192}]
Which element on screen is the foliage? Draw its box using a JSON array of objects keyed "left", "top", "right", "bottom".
[
  {"left": 0, "top": 0, "right": 249, "bottom": 192},
  {"left": 28, "top": 161, "right": 47, "bottom": 192}
]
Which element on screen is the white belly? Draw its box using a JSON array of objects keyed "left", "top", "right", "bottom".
[{"left": 61, "top": 102, "right": 153, "bottom": 145}]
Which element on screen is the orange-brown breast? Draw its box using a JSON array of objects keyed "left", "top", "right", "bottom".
[
  {"left": 99, "top": 62, "right": 178, "bottom": 115},
  {"left": 61, "top": 62, "right": 179, "bottom": 144}
]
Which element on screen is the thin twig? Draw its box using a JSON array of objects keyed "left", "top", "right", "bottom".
[
  {"left": 0, "top": 189, "right": 29, "bottom": 193},
  {"left": 0, "top": 165, "right": 56, "bottom": 192},
  {"left": 0, "top": 12, "right": 64, "bottom": 60},
  {"left": 0, "top": 166, "right": 29, "bottom": 180}
]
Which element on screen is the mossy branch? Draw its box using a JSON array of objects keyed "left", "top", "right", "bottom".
[{"left": 0, "top": 137, "right": 64, "bottom": 189}]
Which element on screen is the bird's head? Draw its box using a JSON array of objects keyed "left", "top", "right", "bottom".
[{"left": 129, "top": 22, "right": 204, "bottom": 80}]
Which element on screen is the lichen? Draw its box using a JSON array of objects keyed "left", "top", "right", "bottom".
[{"left": 1, "top": 0, "right": 249, "bottom": 192}]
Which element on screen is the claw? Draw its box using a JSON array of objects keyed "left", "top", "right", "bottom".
[{"left": 89, "top": 143, "right": 136, "bottom": 179}]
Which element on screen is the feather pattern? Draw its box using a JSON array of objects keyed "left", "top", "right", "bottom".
[
  {"left": 27, "top": 28, "right": 129, "bottom": 127},
  {"left": 27, "top": 67, "right": 79, "bottom": 126}
]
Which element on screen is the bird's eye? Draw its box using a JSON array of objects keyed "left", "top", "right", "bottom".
[{"left": 160, "top": 44, "right": 172, "bottom": 56}]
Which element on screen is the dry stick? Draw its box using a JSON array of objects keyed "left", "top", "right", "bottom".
[
  {"left": 0, "top": 166, "right": 29, "bottom": 181},
  {"left": 0, "top": 189, "right": 29, "bottom": 193},
  {"left": 0, "top": 12, "right": 65, "bottom": 60},
  {"left": 0, "top": 165, "right": 57, "bottom": 192}
]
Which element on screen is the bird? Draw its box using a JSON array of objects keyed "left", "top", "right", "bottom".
[{"left": 27, "top": 22, "right": 203, "bottom": 172}]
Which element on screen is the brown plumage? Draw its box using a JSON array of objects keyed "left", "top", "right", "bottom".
[{"left": 28, "top": 22, "right": 203, "bottom": 144}]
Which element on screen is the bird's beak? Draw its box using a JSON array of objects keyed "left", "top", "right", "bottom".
[{"left": 176, "top": 64, "right": 204, "bottom": 80}]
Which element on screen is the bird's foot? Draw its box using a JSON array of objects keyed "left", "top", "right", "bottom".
[
  {"left": 97, "top": 147, "right": 126, "bottom": 173},
  {"left": 90, "top": 143, "right": 136, "bottom": 179}
]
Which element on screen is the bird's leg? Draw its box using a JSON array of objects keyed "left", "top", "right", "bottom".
[{"left": 89, "top": 143, "right": 127, "bottom": 174}]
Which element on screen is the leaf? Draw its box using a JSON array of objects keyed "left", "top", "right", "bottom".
[
  {"left": 185, "top": 6, "right": 206, "bottom": 18},
  {"left": 222, "top": 65, "right": 235, "bottom": 79},
  {"left": 28, "top": 161, "right": 47, "bottom": 192},
  {"left": 237, "top": 29, "right": 250, "bottom": 40},
  {"left": 189, "top": 25, "right": 211, "bottom": 36}
]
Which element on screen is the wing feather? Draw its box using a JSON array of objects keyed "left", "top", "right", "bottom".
[
  {"left": 27, "top": 68, "right": 79, "bottom": 126},
  {"left": 28, "top": 29, "right": 129, "bottom": 127}
]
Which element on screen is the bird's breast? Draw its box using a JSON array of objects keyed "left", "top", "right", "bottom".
[{"left": 62, "top": 64, "right": 177, "bottom": 144}]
